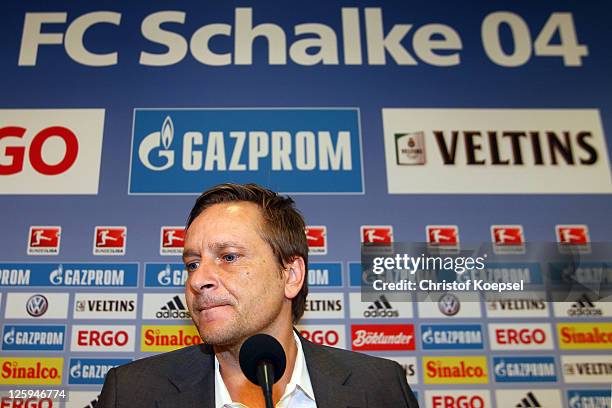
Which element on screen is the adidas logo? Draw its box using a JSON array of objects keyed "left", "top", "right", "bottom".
[
  {"left": 515, "top": 392, "right": 541, "bottom": 407},
  {"left": 568, "top": 294, "right": 602, "bottom": 317},
  {"left": 363, "top": 295, "right": 399, "bottom": 318},
  {"left": 156, "top": 295, "right": 191, "bottom": 319}
]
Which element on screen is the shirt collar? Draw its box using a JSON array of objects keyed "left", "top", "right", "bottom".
[{"left": 214, "top": 331, "right": 315, "bottom": 407}]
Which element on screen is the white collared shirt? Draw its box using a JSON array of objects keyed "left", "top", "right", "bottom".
[{"left": 214, "top": 332, "right": 317, "bottom": 408}]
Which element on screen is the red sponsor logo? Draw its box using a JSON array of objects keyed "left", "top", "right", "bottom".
[
  {"left": 77, "top": 330, "right": 129, "bottom": 347},
  {"left": 556, "top": 225, "right": 590, "bottom": 244},
  {"left": 27, "top": 226, "right": 61, "bottom": 255},
  {"left": 305, "top": 226, "right": 327, "bottom": 254},
  {"left": 299, "top": 329, "right": 340, "bottom": 346},
  {"left": 160, "top": 226, "right": 185, "bottom": 255},
  {"left": 0, "top": 126, "right": 78, "bottom": 176},
  {"left": 491, "top": 225, "right": 524, "bottom": 245},
  {"left": 0, "top": 398, "right": 58, "bottom": 407},
  {"left": 351, "top": 324, "right": 414, "bottom": 351},
  {"left": 361, "top": 226, "right": 393, "bottom": 244},
  {"left": 427, "top": 226, "right": 459, "bottom": 246},
  {"left": 431, "top": 395, "right": 485, "bottom": 408},
  {"left": 94, "top": 226, "right": 126, "bottom": 255},
  {"left": 495, "top": 328, "right": 546, "bottom": 345}
]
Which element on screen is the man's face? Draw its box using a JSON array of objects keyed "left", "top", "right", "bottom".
[{"left": 183, "top": 201, "right": 287, "bottom": 346}]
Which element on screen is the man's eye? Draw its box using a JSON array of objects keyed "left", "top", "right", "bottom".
[
  {"left": 186, "top": 262, "right": 199, "bottom": 272},
  {"left": 221, "top": 253, "right": 239, "bottom": 263}
]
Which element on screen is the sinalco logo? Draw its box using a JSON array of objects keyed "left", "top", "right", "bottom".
[
  {"left": 26, "top": 294, "right": 48, "bottom": 317},
  {"left": 139, "top": 116, "right": 175, "bottom": 171}
]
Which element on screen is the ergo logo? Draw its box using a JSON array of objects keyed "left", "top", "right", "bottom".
[
  {"left": 299, "top": 329, "right": 339, "bottom": 346},
  {"left": 432, "top": 395, "right": 485, "bottom": 408},
  {"left": 77, "top": 329, "right": 129, "bottom": 347},
  {"left": 0, "top": 126, "right": 78, "bottom": 175}
]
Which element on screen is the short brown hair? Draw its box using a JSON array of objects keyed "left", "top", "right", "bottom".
[{"left": 186, "top": 183, "right": 309, "bottom": 323}]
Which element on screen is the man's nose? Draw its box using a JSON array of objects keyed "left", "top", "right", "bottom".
[{"left": 188, "top": 260, "right": 220, "bottom": 293}]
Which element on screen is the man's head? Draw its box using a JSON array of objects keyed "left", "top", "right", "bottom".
[{"left": 182, "top": 183, "right": 308, "bottom": 346}]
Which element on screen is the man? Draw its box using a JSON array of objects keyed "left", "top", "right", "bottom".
[{"left": 98, "top": 183, "right": 418, "bottom": 408}]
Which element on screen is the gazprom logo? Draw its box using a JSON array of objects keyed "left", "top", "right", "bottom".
[
  {"left": 145, "top": 264, "right": 188, "bottom": 288},
  {"left": 129, "top": 109, "right": 363, "bottom": 194},
  {"left": 69, "top": 358, "right": 131, "bottom": 384},
  {"left": 139, "top": 116, "right": 175, "bottom": 171},
  {"left": 2, "top": 325, "right": 65, "bottom": 351}
]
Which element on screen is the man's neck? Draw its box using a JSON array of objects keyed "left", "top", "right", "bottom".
[{"left": 215, "top": 328, "right": 298, "bottom": 406}]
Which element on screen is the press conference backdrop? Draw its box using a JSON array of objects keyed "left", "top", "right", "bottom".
[{"left": 1, "top": 1, "right": 611, "bottom": 407}]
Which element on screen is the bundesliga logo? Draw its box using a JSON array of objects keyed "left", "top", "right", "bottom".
[
  {"left": 426, "top": 225, "right": 459, "bottom": 247},
  {"left": 361, "top": 226, "right": 393, "bottom": 244},
  {"left": 160, "top": 226, "right": 185, "bottom": 255},
  {"left": 27, "top": 226, "right": 61, "bottom": 255},
  {"left": 305, "top": 226, "right": 327, "bottom": 255},
  {"left": 491, "top": 225, "right": 525, "bottom": 254},
  {"left": 93, "top": 226, "right": 126, "bottom": 255},
  {"left": 556, "top": 225, "right": 590, "bottom": 244}
]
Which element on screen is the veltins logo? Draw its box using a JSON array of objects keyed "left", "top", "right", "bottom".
[
  {"left": 73, "top": 293, "right": 137, "bottom": 319},
  {"left": 383, "top": 109, "right": 612, "bottom": 193},
  {"left": 0, "top": 357, "right": 63, "bottom": 385},
  {"left": 141, "top": 325, "right": 202, "bottom": 352},
  {"left": 303, "top": 292, "right": 344, "bottom": 319},
  {"left": 567, "top": 390, "right": 611, "bottom": 408},
  {"left": 493, "top": 356, "right": 557, "bottom": 382},
  {"left": 423, "top": 356, "right": 488, "bottom": 384},
  {"left": 129, "top": 109, "right": 363, "bottom": 194},
  {"left": 69, "top": 358, "right": 131, "bottom": 385},
  {"left": 558, "top": 322, "right": 612, "bottom": 350},
  {"left": 387, "top": 357, "right": 418, "bottom": 384},
  {"left": 351, "top": 324, "right": 415, "bottom": 351},
  {"left": 485, "top": 292, "right": 548, "bottom": 318},
  {"left": 561, "top": 354, "right": 612, "bottom": 383},
  {"left": 421, "top": 325, "right": 483, "bottom": 350},
  {"left": 27, "top": 226, "right": 61, "bottom": 255},
  {"left": 0, "top": 109, "right": 105, "bottom": 194},
  {"left": 2, "top": 325, "right": 65, "bottom": 351}
]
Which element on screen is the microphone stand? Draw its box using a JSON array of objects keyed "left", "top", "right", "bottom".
[{"left": 256, "top": 361, "right": 275, "bottom": 408}]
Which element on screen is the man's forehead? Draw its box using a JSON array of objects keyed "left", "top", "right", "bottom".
[{"left": 185, "top": 201, "right": 264, "bottom": 238}]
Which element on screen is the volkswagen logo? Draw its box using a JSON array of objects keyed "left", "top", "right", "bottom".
[
  {"left": 438, "top": 293, "right": 460, "bottom": 316},
  {"left": 26, "top": 294, "right": 49, "bottom": 317}
]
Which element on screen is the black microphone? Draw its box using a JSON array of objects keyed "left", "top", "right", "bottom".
[{"left": 239, "top": 334, "right": 287, "bottom": 408}]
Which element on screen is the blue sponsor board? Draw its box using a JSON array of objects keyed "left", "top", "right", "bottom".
[
  {"left": 421, "top": 324, "right": 483, "bottom": 350},
  {"left": 455, "top": 262, "right": 543, "bottom": 284},
  {"left": 309, "top": 263, "right": 342, "bottom": 287},
  {"left": 549, "top": 261, "right": 612, "bottom": 285},
  {"left": 493, "top": 357, "right": 557, "bottom": 383},
  {"left": 145, "top": 263, "right": 188, "bottom": 288},
  {"left": 349, "top": 263, "right": 363, "bottom": 287},
  {"left": 2, "top": 325, "right": 65, "bottom": 351},
  {"left": 0, "top": 263, "right": 138, "bottom": 287},
  {"left": 129, "top": 109, "right": 363, "bottom": 194},
  {"left": 69, "top": 358, "right": 132, "bottom": 385},
  {"left": 568, "top": 390, "right": 611, "bottom": 408}
]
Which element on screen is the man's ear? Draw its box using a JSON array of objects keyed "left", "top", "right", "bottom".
[{"left": 284, "top": 257, "right": 306, "bottom": 300}]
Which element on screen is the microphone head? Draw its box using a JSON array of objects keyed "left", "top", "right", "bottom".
[{"left": 239, "top": 333, "right": 287, "bottom": 386}]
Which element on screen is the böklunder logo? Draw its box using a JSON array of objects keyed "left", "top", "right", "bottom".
[
  {"left": 0, "top": 109, "right": 105, "bottom": 194},
  {"left": 382, "top": 109, "right": 612, "bottom": 193},
  {"left": 351, "top": 324, "right": 414, "bottom": 351},
  {"left": 129, "top": 109, "right": 363, "bottom": 194}
]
